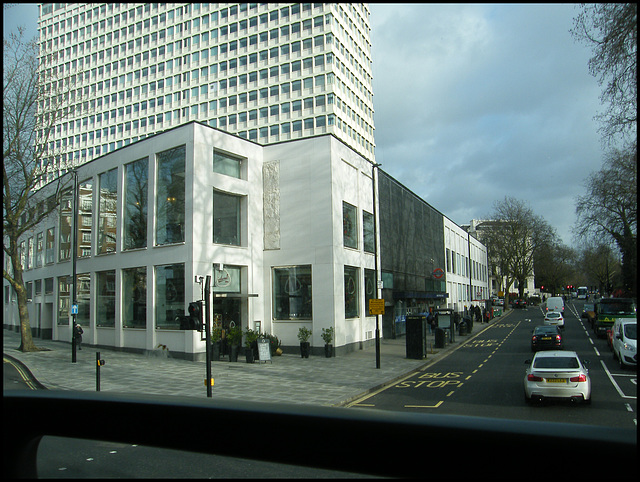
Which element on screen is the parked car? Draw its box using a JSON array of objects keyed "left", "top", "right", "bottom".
[
  {"left": 544, "top": 311, "right": 564, "bottom": 329},
  {"left": 531, "top": 325, "right": 562, "bottom": 352},
  {"left": 611, "top": 319, "right": 637, "bottom": 369},
  {"left": 493, "top": 298, "right": 504, "bottom": 307},
  {"left": 524, "top": 351, "right": 591, "bottom": 404}
]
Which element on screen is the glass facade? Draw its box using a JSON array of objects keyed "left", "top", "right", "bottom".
[
  {"left": 97, "top": 170, "right": 117, "bottom": 254},
  {"left": 273, "top": 266, "right": 312, "bottom": 320},
  {"left": 156, "top": 146, "right": 186, "bottom": 245},
  {"left": 155, "top": 263, "right": 185, "bottom": 329},
  {"left": 123, "top": 157, "right": 148, "bottom": 250},
  {"left": 122, "top": 267, "right": 147, "bottom": 328}
]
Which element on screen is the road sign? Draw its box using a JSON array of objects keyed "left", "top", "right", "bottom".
[
  {"left": 368, "top": 298, "right": 385, "bottom": 315},
  {"left": 433, "top": 268, "right": 444, "bottom": 279},
  {"left": 71, "top": 304, "right": 78, "bottom": 315}
]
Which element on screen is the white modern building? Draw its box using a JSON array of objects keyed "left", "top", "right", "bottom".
[
  {"left": 35, "top": 3, "right": 375, "bottom": 185},
  {"left": 444, "top": 217, "right": 489, "bottom": 313},
  {"left": 4, "top": 122, "right": 379, "bottom": 359}
]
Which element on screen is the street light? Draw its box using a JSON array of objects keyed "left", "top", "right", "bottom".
[
  {"left": 70, "top": 167, "right": 79, "bottom": 363},
  {"left": 371, "top": 162, "right": 382, "bottom": 369}
]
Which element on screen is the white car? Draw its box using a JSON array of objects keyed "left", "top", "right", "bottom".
[
  {"left": 524, "top": 351, "right": 591, "bottom": 404},
  {"left": 544, "top": 311, "right": 564, "bottom": 329},
  {"left": 612, "top": 319, "right": 637, "bottom": 369}
]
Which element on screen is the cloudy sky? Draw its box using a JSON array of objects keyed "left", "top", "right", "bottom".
[{"left": 4, "top": 4, "right": 605, "bottom": 245}]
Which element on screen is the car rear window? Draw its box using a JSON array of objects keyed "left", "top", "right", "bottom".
[{"left": 534, "top": 357, "right": 579, "bottom": 369}]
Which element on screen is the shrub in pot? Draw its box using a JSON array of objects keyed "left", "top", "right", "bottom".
[
  {"left": 321, "top": 327, "right": 334, "bottom": 358},
  {"left": 297, "top": 327, "right": 312, "bottom": 358}
]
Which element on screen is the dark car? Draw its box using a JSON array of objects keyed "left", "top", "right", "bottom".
[
  {"left": 531, "top": 325, "right": 562, "bottom": 352},
  {"left": 513, "top": 298, "right": 527, "bottom": 309}
]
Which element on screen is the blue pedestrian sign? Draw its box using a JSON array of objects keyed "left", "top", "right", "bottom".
[{"left": 71, "top": 304, "right": 78, "bottom": 315}]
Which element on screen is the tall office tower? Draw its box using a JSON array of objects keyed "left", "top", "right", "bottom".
[{"left": 36, "top": 3, "right": 375, "bottom": 184}]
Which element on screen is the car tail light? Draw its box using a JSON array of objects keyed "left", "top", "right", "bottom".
[
  {"left": 570, "top": 374, "right": 587, "bottom": 382},
  {"left": 531, "top": 336, "right": 537, "bottom": 342},
  {"left": 527, "top": 374, "right": 543, "bottom": 382},
  {"left": 556, "top": 335, "right": 561, "bottom": 341}
]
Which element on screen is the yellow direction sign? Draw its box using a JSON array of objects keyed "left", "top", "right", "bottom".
[{"left": 368, "top": 299, "right": 385, "bottom": 315}]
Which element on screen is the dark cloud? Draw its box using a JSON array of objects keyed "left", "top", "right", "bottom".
[{"left": 371, "top": 4, "right": 603, "bottom": 244}]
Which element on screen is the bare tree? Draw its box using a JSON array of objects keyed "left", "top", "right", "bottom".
[
  {"left": 483, "top": 197, "right": 556, "bottom": 304},
  {"left": 3, "top": 29, "right": 71, "bottom": 351},
  {"left": 574, "top": 144, "right": 637, "bottom": 296},
  {"left": 534, "top": 241, "right": 576, "bottom": 296},
  {"left": 571, "top": 3, "right": 637, "bottom": 146}
]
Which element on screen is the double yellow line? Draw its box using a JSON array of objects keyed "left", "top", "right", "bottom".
[{"left": 3, "top": 356, "right": 39, "bottom": 390}]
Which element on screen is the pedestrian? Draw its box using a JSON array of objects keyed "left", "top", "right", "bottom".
[{"left": 74, "top": 322, "right": 84, "bottom": 350}]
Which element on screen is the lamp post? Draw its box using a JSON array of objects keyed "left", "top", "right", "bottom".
[
  {"left": 371, "top": 162, "right": 382, "bottom": 369},
  {"left": 70, "top": 168, "right": 79, "bottom": 363}
]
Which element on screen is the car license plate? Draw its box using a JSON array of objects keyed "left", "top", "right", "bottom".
[
  {"left": 541, "top": 337, "right": 552, "bottom": 340},
  {"left": 545, "top": 378, "right": 566, "bottom": 383}
]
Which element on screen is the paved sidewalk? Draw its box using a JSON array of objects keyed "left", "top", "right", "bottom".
[{"left": 4, "top": 315, "right": 506, "bottom": 407}]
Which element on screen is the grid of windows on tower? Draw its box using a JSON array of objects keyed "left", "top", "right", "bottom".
[{"left": 36, "top": 3, "right": 376, "bottom": 183}]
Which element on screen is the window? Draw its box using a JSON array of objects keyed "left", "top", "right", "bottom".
[
  {"left": 155, "top": 263, "right": 185, "bottom": 329},
  {"left": 45, "top": 228, "right": 55, "bottom": 264},
  {"left": 58, "top": 190, "right": 73, "bottom": 261},
  {"left": 96, "top": 270, "right": 116, "bottom": 327},
  {"left": 76, "top": 273, "right": 91, "bottom": 327},
  {"left": 344, "top": 266, "right": 359, "bottom": 318},
  {"left": 98, "top": 169, "right": 117, "bottom": 254},
  {"left": 57, "top": 276, "right": 70, "bottom": 325},
  {"left": 363, "top": 211, "right": 374, "bottom": 253},
  {"left": 364, "top": 268, "right": 376, "bottom": 306},
  {"left": 213, "top": 149, "right": 243, "bottom": 179},
  {"left": 123, "top": 267, "right": 147, "bottom": 328},
  {"left": 213, "top": 190, "right": 242, "bottom": 246},
  {"left": 343, "top": 201, "right": 357, "bottom": 249},
  {"left": 156, "top": 146, "right": 186, "bottom": 245},
  {"left": 35, "top": 232, "right": 44, "bottom": 268},
  {"left": 124, "top": 157, "right": 148, "bottom": 250},
  {"left": 272, "top": 266, "right": 312, "bottom": 320},
  {"left": 78, "top": 180, "right": 93, "bottom": 258}
]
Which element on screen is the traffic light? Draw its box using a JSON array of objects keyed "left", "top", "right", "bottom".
[{"left": 188, "top": 301, "right": 203, "bottom": 331}]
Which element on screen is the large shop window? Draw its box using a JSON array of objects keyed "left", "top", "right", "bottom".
[
  {"left": 123, "top": 267, "right": 147, "bottom": 328},
  {"left": 78, "top": 180, "right": 94, "bottom": 257},
  {"left": 344, "top": 265, "right": 359, "bottom": 318},
  {"left": 57, "top": 276, "right": 70, "bottom": 325},
  {"left": 98, "top": 169, "right": 117, "bottom": 254},
  {"left": 123, "top": 157, "right": 148, "bottom": 250},
  {"left": 155, "top": 263, "right": 185, "bottom": 329},
  {"left": 156, "top": 145, "right": 186, "bottom": 245},
  {"left": 273, "top": 266, "right": 312, "bottom": 320},
  {"left": 77, "top": 273, "right": 91, "bottom": 327},
  {"left": 364, "top": 268, "right": 376, "bottom": 305},
  {"left": 213, "top": 148, "right": 244, "bottom": 179},
  {"left": 58, "top": 190, "right": 72, "bottom": 262},
  {"left": 213, "top": 190, "right": 242, "bottom": 246},
  {"left": 45, "top": 227, "right": 55, "bottom": 265},
  {"left": 96, "top": 270, "right": 116, "bottom": 327},
  {"left": 343, "top": 201, "right": 357, "bottom": 249}
]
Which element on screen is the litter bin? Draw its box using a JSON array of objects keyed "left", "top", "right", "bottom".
[
  {"left": 434, "top": 328, "right": 446, "bottom": 348},
  {"left": 406, "top": 315, "right": 428, "bottom": 359},
  {"left": 459, "top": 321, "right": 467, "bottom": 336}
]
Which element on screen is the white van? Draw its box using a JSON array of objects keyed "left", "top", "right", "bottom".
[
  {"left": 546, "top": 297, "right": 565, "bottom": 317},
  {"left": 612, "top": 319, "right": 637, "bottom": 368}
]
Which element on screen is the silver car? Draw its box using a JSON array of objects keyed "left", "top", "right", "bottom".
[{"left": 524, "top": 351, "right": 591, "bottom": 404}]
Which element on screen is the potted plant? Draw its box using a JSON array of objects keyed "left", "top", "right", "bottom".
[
  {"left": 244, "top": 328, "right": 260, "bottom": 363},
  {"left": 210, "top": 322, "right": 222, "bottom": 361},
  {"left": 227, "top": 325, "right": 243, "bottom": 362},
  {"left": 321, "top": 327, "right": 334, "bottom": 358},
  {"left": 297, "top": 327, "right": 312, "bottom": 358}
]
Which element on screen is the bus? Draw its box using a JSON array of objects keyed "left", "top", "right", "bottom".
[{"left": 577, "top": 287, "right": 588, "bottom": 300}]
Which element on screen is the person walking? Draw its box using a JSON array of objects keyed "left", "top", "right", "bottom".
[{"left": 74, "top": 322, "right": 84, "bottom": 350}]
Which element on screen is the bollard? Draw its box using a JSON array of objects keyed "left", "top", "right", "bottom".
[{"left": 96, "top": 352, "right": 106, "bottom": 391}]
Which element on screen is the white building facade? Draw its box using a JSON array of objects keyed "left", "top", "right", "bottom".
[
  {"left": 4, "top": 123, "right": 378, "bottom": 358},
  {"left": 443, "top": 217, "right": 489, "bottom": 313},
  {"left": 36, "top": 3, "right": 375, "bottom": 184}
]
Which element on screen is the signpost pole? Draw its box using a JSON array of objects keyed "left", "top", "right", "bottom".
[{"left": 204, "top": 275, "right": 212, "bottom": 397}]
